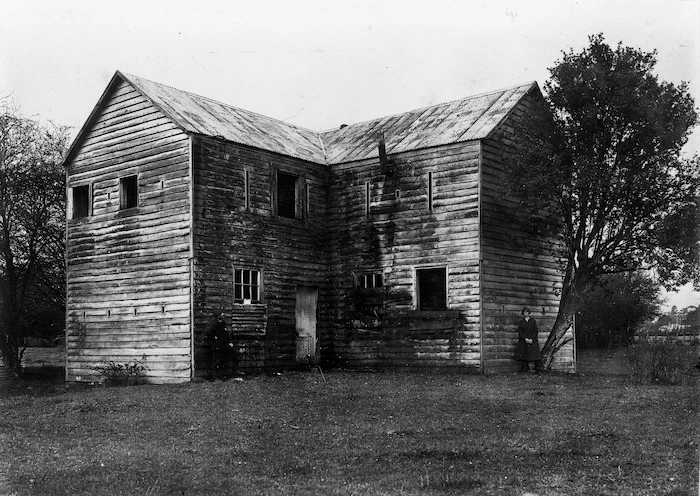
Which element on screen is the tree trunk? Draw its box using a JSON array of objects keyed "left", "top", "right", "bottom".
[
  {"left": 0, "top": 313, "right": 23, "bottom": 376},
  {"left": 540, "top": 308, "right": 574, "bottom": 370},
  {"left": 540, "top": 272, "right": 593, "bottom": 369}
]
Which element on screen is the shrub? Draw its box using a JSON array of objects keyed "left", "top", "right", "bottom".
[
  {"left": 628, "top": 338, "right": 692, "bottom": 385},
  {"left": 94, "top": 356, "right": 148, "bottom": 386},
  {"left": 576, "top": 272, "right": 662, "bottom": 349}
]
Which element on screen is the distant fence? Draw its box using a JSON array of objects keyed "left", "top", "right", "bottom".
[{"left": 635, "top": 325, "right": 700, "bottom": 345}]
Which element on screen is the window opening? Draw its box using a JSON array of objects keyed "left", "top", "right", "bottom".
[
  {"left": 364, "top": 181, "right": 370, "bottom": 217},
  {"left": 120, "top": 175, "right": 138, "bottom": 210},
  {"left": 358, "top": 272, "right": 383, "bottom": 289},
  {"left": 244, "top": 170, "right": 250, "bottom": 211},
  {"left": 72, "top": 185, "right": 91, "bottom": 219},
  {"left": 416, "top": 267, "right": 447, "bottom": 311},
  {"left": 277, "top": 171, "right": 300, "bottom": 219},
  {"left": 354, "top": 271, "right": 384, "bottom": 318},
  {"left": 234, "top": 268, "right": 261, "bottom": 304},
  {"left": 428, "top": 172, "right": 434, "bottom": 212}
]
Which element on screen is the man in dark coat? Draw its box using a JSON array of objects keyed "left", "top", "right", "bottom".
[{"left": 515, "top": 306, "right": 541, "bottom": 373}]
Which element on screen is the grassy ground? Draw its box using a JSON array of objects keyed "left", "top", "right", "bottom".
[{"left": 0, "top": 348, "right": 697, "bottom": 496}]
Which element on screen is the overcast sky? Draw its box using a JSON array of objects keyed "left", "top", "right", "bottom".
[{"left": 1, "top": 0, "right": 698, "bottom": 309}]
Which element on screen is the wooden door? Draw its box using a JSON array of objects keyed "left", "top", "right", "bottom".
[{"left": 295, "top": 286, "right": 318, "bottom": 364}]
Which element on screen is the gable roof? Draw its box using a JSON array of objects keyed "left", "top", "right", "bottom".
[
  {"left": 320, "top": 83, "right": 538, "bottom": 164},
  {"left": 66, "top": 71, "right": 539, "bottom": 167},
  {"left": 121, "top": 72, "right": 327, "bottom": 164}
]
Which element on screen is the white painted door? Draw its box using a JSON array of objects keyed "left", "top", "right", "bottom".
[{"left": 295, "top": 286, "right": 318, "bottom": 364}]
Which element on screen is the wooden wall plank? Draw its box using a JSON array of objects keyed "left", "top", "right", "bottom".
[
  {"left": 327, "top": 141, "right": 482, "bottom": 368},
  {"left": 479, "top": 90, "right": 573, "bottom": 373},
  {"left": 65, "top": 79, "right": 193, "bottom": 384},
  {"left": 190, "top": 136, "right": 331, "bottom": 378}
]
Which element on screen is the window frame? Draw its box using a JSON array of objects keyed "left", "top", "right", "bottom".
[
  {"left": 356, "top": 272, "right": 384, "bottom": 290},
  {"left": 233, "top": 267, "right": 263, "bottom": 305},
  {"left": 275, "top": 169, "right": 304, "bottom": 221},
  {"left": 119, "top": 174, "right": 139, "bottom": 210},
  {"left": 427, "top": 171, "right": 434, "bottom": 212},
  {"left": 243, "top": 169, "right": 251, "bottom": 211},
  {"left": 415, "top": 266, "right": 448, "bottom": 311},
  {"left": 364, "top": 181, "right": 371, "bottom": 218},
  {"left": 70, "top": 184, "right": 92, "bottom": 219}
]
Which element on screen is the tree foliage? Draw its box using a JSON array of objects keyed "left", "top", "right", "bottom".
[
  {"left": 505, "top": 34, "right": 699, "bottom": 367},
  {"left": 576, "top": 272, "right": 662, "bottom": 348},
  {"left": 0, "top": 100, "right": 69, "bottom": 375}
]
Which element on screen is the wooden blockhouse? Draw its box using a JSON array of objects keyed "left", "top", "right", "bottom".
[{"left": 64, "top": 71, "right": 575, "bottom": 383}]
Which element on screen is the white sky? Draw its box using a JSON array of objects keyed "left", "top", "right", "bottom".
[{"left": 0, "top": 0, "right": 698, "bottom": 310}]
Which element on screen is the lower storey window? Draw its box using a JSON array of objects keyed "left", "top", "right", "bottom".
[
  {"left": 234, "top": 268, "right": 261, "bottom": 304},
  {"left": 416, "top": 267, "right": 447, "bottom": 311}
]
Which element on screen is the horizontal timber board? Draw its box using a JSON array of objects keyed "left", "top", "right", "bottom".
[{"left": 68, "top": 347, "right": 190, "bottom": 357}]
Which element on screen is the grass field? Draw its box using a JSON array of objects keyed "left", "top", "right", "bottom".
[{"left": 1, "top": 348, "right": 698, "bottom": 496}]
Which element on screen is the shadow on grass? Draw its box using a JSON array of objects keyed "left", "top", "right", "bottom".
[{"left": 0, "top": 366, "right": 65, "bottom": 396}]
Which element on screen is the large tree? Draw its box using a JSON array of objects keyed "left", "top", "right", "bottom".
[
  {"left": 0, "top": 100, "right": 69, "bottom": 375},
  {"left": 505, "top": 35, "right": 699, "bottom": 368}
]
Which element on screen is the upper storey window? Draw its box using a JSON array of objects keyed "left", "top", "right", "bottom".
[
  {"left": 120, "top": 175, "right": 138, "bottom": 210},
  {"left": 276, "top": 170, "right": 303, "bottom": 220},
  {"left": 70, "top": 184, "right": 91, "bottom": 219}
]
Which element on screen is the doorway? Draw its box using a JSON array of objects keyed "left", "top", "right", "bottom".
[{"left": 295, "top": 286, "right": 319, "bottom": 364}]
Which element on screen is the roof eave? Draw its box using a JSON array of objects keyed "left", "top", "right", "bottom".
[
  {"left": 117, "top": 71, "right": 193, "bottom": 138},
  {"left": 482, "top": 81, "right": 542, "bottom": 141},
  {"left": 63, "top": 71, "right": 126, "bottom": 169},
  {"left": 63, "top": 71, "right": 194, "bottom": 170}
]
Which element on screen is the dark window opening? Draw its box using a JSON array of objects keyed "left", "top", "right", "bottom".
[
  {"left": 234, "top": 268, "right": 261, "bottom": 304},
  {"left": 364, "top": 182, "right": 371, "bottom": 217},
  {"left": 72, "top": 185, "right": 90, "bottom": 219},
  {"left": 244, "top": 170, "right": 250, "bottom": 210},
  {"left": 277, "top": 171, "right": 299, "bottom": 219},
  {"left": 417, "top": 267, "right": 447, "bottom": 311},
  {"left": 120, "top": 175, "right": 138, "bottom": 210},
  {"left": 428, "top": 171, "right": 434, "bottom": 211}
]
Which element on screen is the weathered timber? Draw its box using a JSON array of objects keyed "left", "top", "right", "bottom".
[
  {"left": 478, "top": 87, "right": 571, "bottom": 373},
  {"left": 65, "top": 77, "right": 193, "bottom": 384},
  {"left": 65, "top": 72, "right": 574, "bottom": 382}
]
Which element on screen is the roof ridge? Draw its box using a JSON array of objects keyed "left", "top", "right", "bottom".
[
  {"left": 318, "top": 81, "right": 537, "bottom": 134},
  {"left": 121, "top": 71, "right": 321, "bottom": 136}
]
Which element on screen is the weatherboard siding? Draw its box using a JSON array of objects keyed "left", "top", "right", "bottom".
[
  {"left": 328, "top": 141, "right": 482, "bottom": 369},
  {"left": 479, "top": 90, "right": 574, "bottom": 373},
  {"left": 64, "top": 73, "right": 575, "bottom": 381},
  {"left": 190, "top": 136, "right": 331, "bottom": 376},
  {"left": 65, "top": 79, "right": 192, "bottom": 384}
]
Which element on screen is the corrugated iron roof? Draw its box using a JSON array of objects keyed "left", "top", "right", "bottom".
[
  {"left": 80, "top": 72, "right": 538, "bottom": 166},
  {"left": 121, "top": 72, "right": 327, "bottom": 164},
  {"left": 319, "top": 83, "right": 537, "bottom": 164}
]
